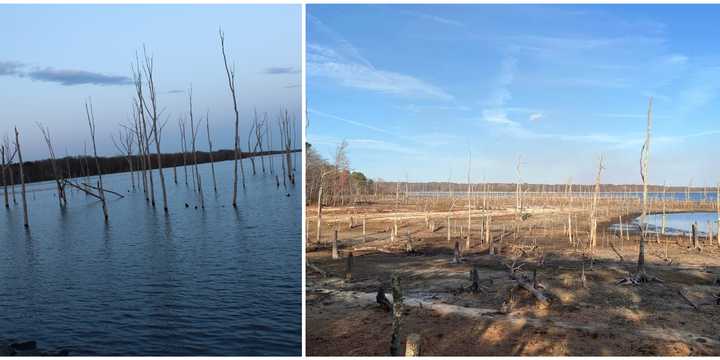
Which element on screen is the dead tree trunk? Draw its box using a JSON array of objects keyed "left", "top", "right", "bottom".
[
  {"left": 85, "top": 99, "right": 108, "bottom": 221},
  {"left": 220, "top": 28, "right": 245, "bottom": 208},
  {"left": 332, "top": 229, "right": 339, "bottom": 260},
  {"left": 133, "top": 58, "right": 155, "bottom": 207},
  {"left": 37, "top": 123, "right": 67, "bottom": 208},
  {"left": 141, "top": 48, "right": 169, "bottom": 212},
  {"left": 179, "top": 118, "right": 189, "bottom": 186},
  {"left": 188, "top": 87, "right": 204, "bottom": 208},
  {"left": 14, "top": 127, "right": 28, "bottom": 227},
  {"left": 345, "top": 251, "right": 353, "bottom": 282},
  {"left": 390, "top": 273, "right": 403, "bottom": 356},
  {"left": 206, "top": 113, "right": 218, "bottom": 193},
  {"left": 405, "top": 334, "right": 421, "bottom": 356},
  {"left": 637, "top": 97, "right": 652, "bottom": 277}
]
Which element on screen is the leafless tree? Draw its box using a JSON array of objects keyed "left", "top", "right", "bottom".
[
  {"left": 132, "top": 56, "right": 155, "bottom": 207},
  {"left": 1, "top": 134, "right": 17, "bottom": 209},
  {"left": 637, "top": 97, "right": 652, "bottom": 278},
  {"left": 85, "top": 98, "right": 108, "bottom": 221},
  {"left": 179, "top": 117, "right": 189, "bottom": 186},
  {"left": 206, "top": 111, "right": 218, "bottom": 193},
  {"left": 140, "top": 47, "right": 168, "bottom": 212},
  {"left": 112, "top": 124, "right": 136, "bottom": 191},
  {"left": 37, "top": 123, "right": 67, "bottom": 208},
  {"left": 14, "top": 127, "right": 28, "bottom": 227},
  {"left": 590, "top": 154, "right": 605, "bottom": 250},
  {"left": 188, "top": 86, "right": 204, "bottom": 208},
  {"left": 219, "top": 28, "right": 246, "bottom": 208}
]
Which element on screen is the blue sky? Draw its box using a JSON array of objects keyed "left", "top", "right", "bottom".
[
  {"left": 307, "top": 5, "right": 720, "bottom": 186},
  {"left": 0, "top": 4, "right": 300, "bottom": 161}
]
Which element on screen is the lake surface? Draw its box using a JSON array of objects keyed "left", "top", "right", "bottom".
[
  {"left": 642, "top": 212, "right": 718, "bottom": 236},
  {"left": 0, "top": 156, "right": 300, "bottom": 355}
]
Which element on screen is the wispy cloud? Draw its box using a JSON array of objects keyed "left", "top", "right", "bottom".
[
  {"left": 165, "top": 89, "right": 185, "bottom": 94},
  {"left": 308, "top": 16, "right": 453, "bottom": 101},
  {"left": 264, "top": 66, "right": 300, "bottom": 75},
  {"left": 311, "top": 134, "right": 421, "bottom": 155},
  {"left": 309, "top": 108, "right": 399, "bottom": 137},
  {"left": 399, "top": 103, "right": 471, "bottom": 113},
  {"left": 284, "top": 84, "right": 301, "bottom": 88},
  {"left": 400, "top": 9, "right": 465, "bottom": 28},
  {"left": 529, "top": 113, "right": 543, "bottom": 122}
]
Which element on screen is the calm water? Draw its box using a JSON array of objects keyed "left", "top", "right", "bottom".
[
  {"left": 642, "top": 212, "right": 718, "bottom": 236},
  {"left": 0, "top": 156, "right": 300, "bottom": 355},
  {"left": 411, "top": 191, "right": 718, "bottom": 201}
]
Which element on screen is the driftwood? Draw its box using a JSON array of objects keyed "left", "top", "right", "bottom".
[
  {"left": 504, "top": 261, "right": 550, "bottom": 305},
  {"left": 609, "top": 240, "right": 624, "bottom": 262},
  {"left": 63, "top": 180, "right": 102, "bottom": 200},
  {"left": 307, "top": 262, "right": 327, "bottom": 278},
  {"left": 677, "top": 288, "right": 700, "bottom": 311},
  {"left": 81, "top": 182, "right": 125, "bottom": 199}
]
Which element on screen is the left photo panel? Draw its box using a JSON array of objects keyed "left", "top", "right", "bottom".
[{"left": 0, "top": 4, "right": 301, "bottom": 356}]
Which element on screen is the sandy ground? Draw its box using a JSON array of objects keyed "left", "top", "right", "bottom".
[{"left": 306, "top": 199, "right": 720, "bottom": 356}]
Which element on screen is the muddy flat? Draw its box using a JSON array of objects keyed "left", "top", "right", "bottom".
[{"left": 306, "top": 200, "right": 720, "bottom": 356}]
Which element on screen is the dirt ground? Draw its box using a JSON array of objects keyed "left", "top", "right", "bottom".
[{"left": 306, "top": 198, "right": 720, "bottom": 356}]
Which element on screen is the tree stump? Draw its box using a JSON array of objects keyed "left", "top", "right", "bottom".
[
  {"left": 376, "top": 285, "right": 392, "bottom": 312},
  {"left": 390, "top": 274, "right": 403, "bottom": 356},
  {"left": 332, "top": 229, "right": 339, "bottom": 260},
  {"left": 452, "top": 241, "right": 461, "bottom": 264},
  {"left": 345, "top": 251, "right": 353, "bottom": 282},
  {"left": 405, "top": 333, "right": 421, "bottom": 356},
  {"left": 470, "top": 266, "right": 481, "bottom": 293}
]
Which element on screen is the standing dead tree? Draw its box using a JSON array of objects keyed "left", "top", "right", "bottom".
[
  {"left": 279, "top": 110, "right": 294, "bottom": 184},
  {"left": 1, "top": 134, "right": 17, "bottom": 209},
  {"left": 219, "top": 28, "right": 246, "bottom": 208},
  {"left": 590, "top": 154, "right": 605, "bottom": 251},
  {"left": 466, "top": 150, "right": 472, "bottom": 249},
  {"left": 205, "top": 112, "right": 218, "bottom": 193},
  {"left": 188, "top": 86, "right": 204, "bottom": 208},
  {"left": 247, "top": 109, "right": 264, "bottom": 176},
  {"left": 84, "top": 99, "right": 108, "bottom": 221},
  {"left": 37, "top": 123, "right": 67, "bottom": 208},
  {"left": 112, "top": 124, "right": 136, "bottom": 191},
  {"left": 14, "top": 127, "right": 28, "bottom": 227},
  {"left": 179, "top": 117, "right": 189, "bottom": 186},
  {"left": 132, "top": 56, "right": 155, "bottom": 207},
  {"left": 389, "top": 273, "right": 403, "bottom": 356},
  {"left": 619, "top": 97, "right": 661, "bottom": 285},
  {"left": 132, "top": 110, "right": 149, "bottom": 199},
  {"left": 141, "top": 47, "right": 169, "bottom": 212}
]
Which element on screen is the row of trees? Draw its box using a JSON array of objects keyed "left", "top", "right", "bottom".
[{"left": 306, "top": 141, "right": 372, "bottom": 206}]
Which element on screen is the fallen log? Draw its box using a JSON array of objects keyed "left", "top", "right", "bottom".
[{"left": 81, "top": 182, "right": 125, "bottom": 199}]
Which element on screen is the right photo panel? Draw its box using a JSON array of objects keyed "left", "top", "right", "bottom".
[{"left": 305, "top": 4, "right": 720, "bottom": 357}]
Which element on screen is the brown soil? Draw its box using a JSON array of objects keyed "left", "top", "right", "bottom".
[{"left": 306, "top": 199, "right": 720, "bottom": 356}]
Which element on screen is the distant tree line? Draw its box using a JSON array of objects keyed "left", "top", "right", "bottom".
[
  {"left": 1, "top": 148, "right": 299, "bottom": 186},
  {"left": 306, "top": 141, "right": 372, "bottom": 205}
]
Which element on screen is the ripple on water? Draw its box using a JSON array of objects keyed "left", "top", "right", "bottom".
[{"left": 0, "top": 159, "right": 301, "bottom": 355}]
